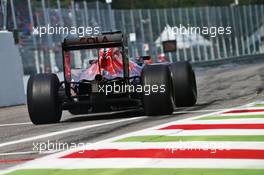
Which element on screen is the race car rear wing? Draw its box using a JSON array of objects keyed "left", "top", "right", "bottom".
[
  {"left": 62, "top": 31, "right": 128, "bottom": 86},
  {"left": 62, "top": 32, "right": 123, "bottom": 50}
]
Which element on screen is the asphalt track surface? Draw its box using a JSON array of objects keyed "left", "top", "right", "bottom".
[{"left": 0, "top": 61, "right": 263, "bottom": 171}]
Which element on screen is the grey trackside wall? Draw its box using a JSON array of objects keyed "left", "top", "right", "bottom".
[{"left": 0, "top": 31, "right": 25, "bottom": 107}]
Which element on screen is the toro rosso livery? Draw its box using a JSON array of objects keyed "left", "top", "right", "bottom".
[{"left": 27, "top": 31, "right": 197, "bottom": 125}]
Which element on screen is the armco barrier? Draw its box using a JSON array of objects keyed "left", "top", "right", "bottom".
[{"left": 0, "top": 31, "right": 25, "bottom": 107}]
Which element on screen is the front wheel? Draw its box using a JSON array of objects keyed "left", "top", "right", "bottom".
[{"left": 27, "top": 74, "right": 62, "bottom": 125}]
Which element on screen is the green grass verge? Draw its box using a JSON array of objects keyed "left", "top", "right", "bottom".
[
  {"left": 196, "top": 114, "right": 264, "bottom": 120},
  {"left": 116, "top": 135, "right": 264, "bottom": 142},
  {"left": 254, "top": 104, "right": 264, "bottom": 107},
  {"left": 5, "top": 169, "right": 264, "bottom": 175}
]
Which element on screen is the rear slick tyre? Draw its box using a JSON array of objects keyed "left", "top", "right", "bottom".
[
  {"left": 169, "top": 61, "right": 197, "bottom": 107},
  {"left": 142, "top": 64, "right": 173, "bottom": 116},
  {"left": 27, "top": 73, "right": 62, "bottom": 125}
]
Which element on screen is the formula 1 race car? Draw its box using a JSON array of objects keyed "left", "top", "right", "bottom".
[{"left": 27, "top": 31, "right": 197, "bottom": 125}]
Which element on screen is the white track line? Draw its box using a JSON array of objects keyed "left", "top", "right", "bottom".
[
  {"left": 220, "top": 112, "right": 264, "bottom": 116},
  {"left": 0, "top": 150, "right": 63, "bottom": 156},
  {"left": 15, "top": 158, "right": 264, "bottom": 169},
  {"left": 80, "top": 141, "right": 264, "bottom": 150},
  {"left": 0, "top": 117, "right": 146, "bottom": 149},
  {"left": 172, "top": 109, "right": 226, "bottom": 114},
  {"left": 130, "top": 129, "right": 264, "bottom": 136},
  {"left": 227, "top": 107, "right": 264, "bottom": 110},
  {"left": 0, "top": 151, "right": 39, "bottom": 156},
  {"left": 0, "top": 122, "right": 31, "bottom": 127},
  {"left": 172, "top": 118, "right": 264, "bottom": 124}
]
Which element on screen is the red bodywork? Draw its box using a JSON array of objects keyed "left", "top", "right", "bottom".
[{"left": 69, "top": 48, "right": 142, "bottom": 81}]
